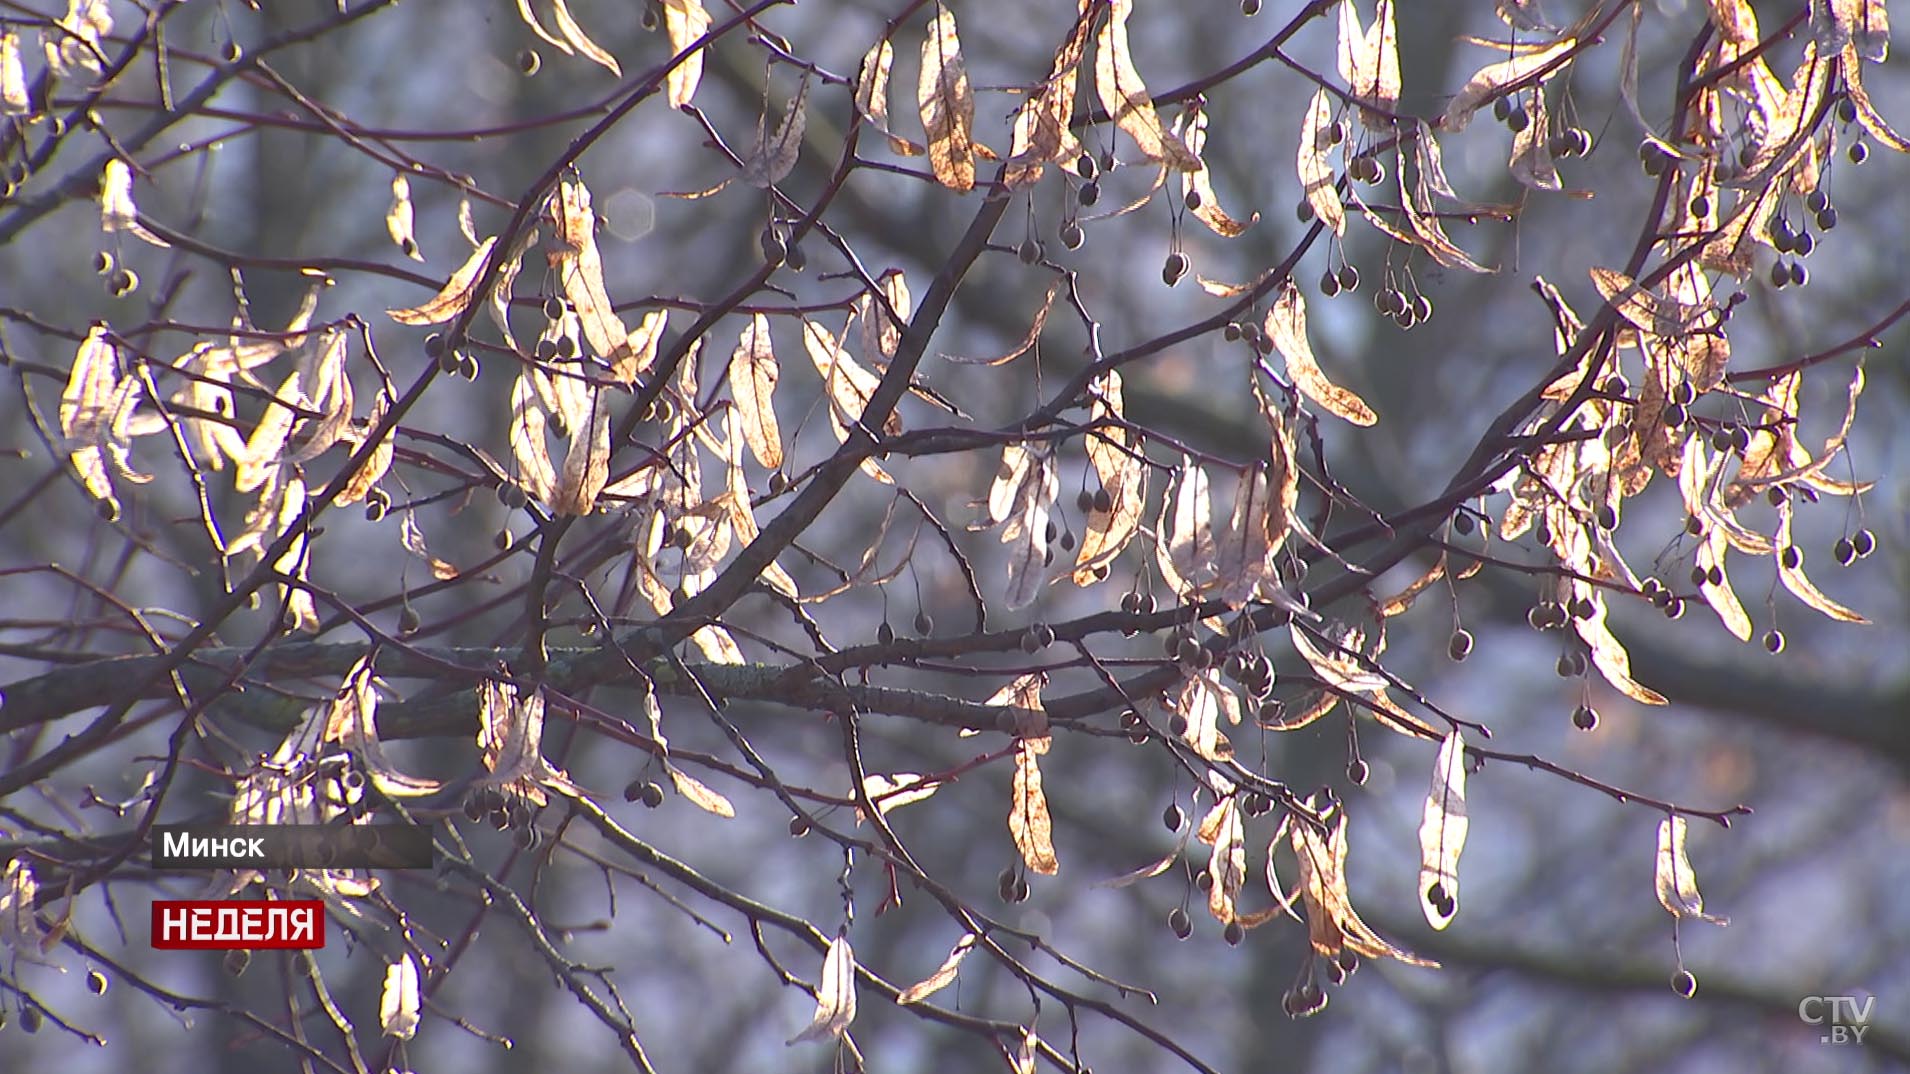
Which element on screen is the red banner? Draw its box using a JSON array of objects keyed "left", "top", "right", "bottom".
[{"left": 150, "top": 900, "right": 325, "bottom": 950}]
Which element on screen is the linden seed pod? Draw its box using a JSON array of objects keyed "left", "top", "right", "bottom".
[
  {"left": 1162, "top": 251, "right": 1189, "bottom": 287},
  {"left": 1852, "top": 528, "right": 1876, "bottom": 558},
  {"left": 1448, "top": 629, "right": 1474, "bottom": 661},
  {"left": 1672, "top": 969, "right": 1698, "bottom": 998},
  {"left": 760, "top": 228, "right": 787, "bottom": 267}
]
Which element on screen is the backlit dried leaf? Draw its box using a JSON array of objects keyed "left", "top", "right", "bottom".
[
  {"left": 802, "top": 318, "right": 894, "bottom": 484},
  {"left": 1003, "top": 491, "right": 1051, "bottom": 610},
  {"left": 729, "top": 314, "right": 782, "bottom": 469},
  {"left": 691, "top": 623, "right": 746, "bottom": 665},
  {"left": 1159, "top": 457, "right": 1215, "bottom": 595},
  {"left": 1573, "top": 589, "right": 1669, "bottom": 704},
  {"left": 1723, "top": 42, "right": 1831, "bottom": 186},
  {"left": 1259, "top": 394, "right": 1300, "bottom": 565},
  {"left": 984, "top": 672, "right": 1050, "bottom": 738},
  {"left": 856, "top": 38, "right": 925, "bottom": 156},
  {"left": 1813, "top": 0, "right": 1862, "bottom": 54},
  {"left": 1338, "top": 0, "right": 1401, "bottom": 126},
  {"left": 1416, "top": 731, "right": 1469, "bottom": 930},
  {"left": 988, "top": 441, "right": 1038, "bottom": 526},
  {"left": 1192, "top": 274, "right": 1251, "bottom": 298},
  {"left": 1655, "top": 816, "right": 1728, "bottom": 925},
  {"left": 1177, "top": 105, "right": 1255, "bottom": 236},
  {"left": 457, "top": 192, "right": 479, "bottom": 246},
  {"left": 1205, "top": 796, "right": 1247, "bottom": 923},
  {"left": 388, "top": 237, "right": 495, "bottom": 325},
  {"left": 550, "top": 0, "right": 620, "bottom": 75},
  {"left": 1776, "top": 503, "right": 1867, "bottom": 622},
  {"left": 663, "top": 0, "right": 711, "bottom": 109},
  {"left": 1074, "top": 371, "right": 1144, "bottom": 583},
  {"left": 1372, "top": 175, "right": 1493, "bottom": 274},
  {"left": 1012, "top": 1027, "right": 1038, "bottom": 1074},
  {"left": 1290, "top": 621, "right": 1387, "bottom": 694},
  {"left": 669, "top": 768, "right": 736, "bottom": 817},
  {"left": 897, "top": 934, "right": 976, "bottom": 1005},
  {"left": 234, "top": 371, "right": 302, "bottom": 495},
  {"left": 1413, "top": 120, "right": 1463, "bottom": 200},
  {"left": 788, "top": 932, "right": 857, "bottom": 1044},
  {"left": 1, "top": 860, "right": 60, "bottom": 968},
  {"left": 510, "top": 374, "right": 557, "bottom": 505},
  {"left": 380, "top": 954, "right": 421, "bottom": 1039},
  {"left": 1697, "top": 527, "right": 1752, "bottom": 641},
  {"left": 287, "top": 347, "right": 354, "bottom": 469},
  {"left": 517, "top": 0, "right": 570, "bottom": 54},
  {"left": 476, "top": 680, "right": 585, "bottom": 806},
  {"left": 1729, "top": 365, "right": 1869, "bottom": 500},
  {"left": 858, "top": 269, "right": 911, "bottom": 365},
  {"left": 386, "top": 174, "right": 421, "bottom": 261},
  {"left": 1097, "top": 819, "right": 1192, "bottom": 888},
  {"left": 1264, "top": 285, "right": 1376, "bottom": 425},
  {"left": 1010, "top": 735, "right": 1059, "bottom": 875},
  {"left": 1, "top": 31, "right": 30, "bottom": 116},
  {"left": 399, "top": 511, "right": 459, "bottom": 581},
  {"left": 1379, "top": 558, "right": 1446, "bottom": 618},
  {"left": 1177, "top": 672, "right": 1235, "bottom": 762},
  {"left": 326, "top": 656, "right": 443, "bottom": 797},
  {"left": 985, "top": 435, "right": 1061, "bottom": 596},
  {"left": 1213, "top": 464, "right": 1273, "bottom": 608},
  {"left": 859, "top": 773, "right": 943, "bottom": 818},
  {"left": 1855, "top": 0, "right": 1890, "bottom": 62},
  {"left": 546, "top": 177, "right": 632, "bottom": 369},
  {"left": 100, "top": 158, "right": 170, "bottom": 248},
  {"left": 1289, "top": 796, "right": 1436, "bottom": 966},
  {"left": 1298, "top": 89, "right": 1345, "bottom": 237},
  {"left": 1706, "top": 0, "right": 1761, "bottom": 43},
  {"left": 1443, "top": 38, "right": 1576, "bottom": 131},
  {"left": 715, "top": 421, "right": 796, "bottom": 598},
  {"left": 551, "top": 392, "right": 610, "bottom": 516},
  {"left": 742, "top": 74, "right": 809, "bottom": 188},
  {"left": 919, "top": 5, "right": 976, "bottom": 193},
  {"left": 61, "top": 324, "right": 129, "bottom": 515},
  {"left": 1509, "top": 90, "right": 1560, "bottom": 190},
  {"left": 941, "top": 282, "right": 1059, "bottom": 366},
  {"left": 1095, "top": 0, "right": 1199, "bottom": 169},
  {"left": 46, "top": 0, "right": 110, "bottom": 77},
  {"left": 1005, "top": 5, "right": 1093, "bottom": 188},
  {"left": 1591, "top": 267, "right": 1713, "bottom": 345},
  {"left": 1841, "top": 47, "right": 1910, "bottom": 151},
  {"left": 273, "top": 475, "right": 319, "bottom": 633},
  {"left": 612, "top": 309, "right": 666, "bottom": 385}
]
